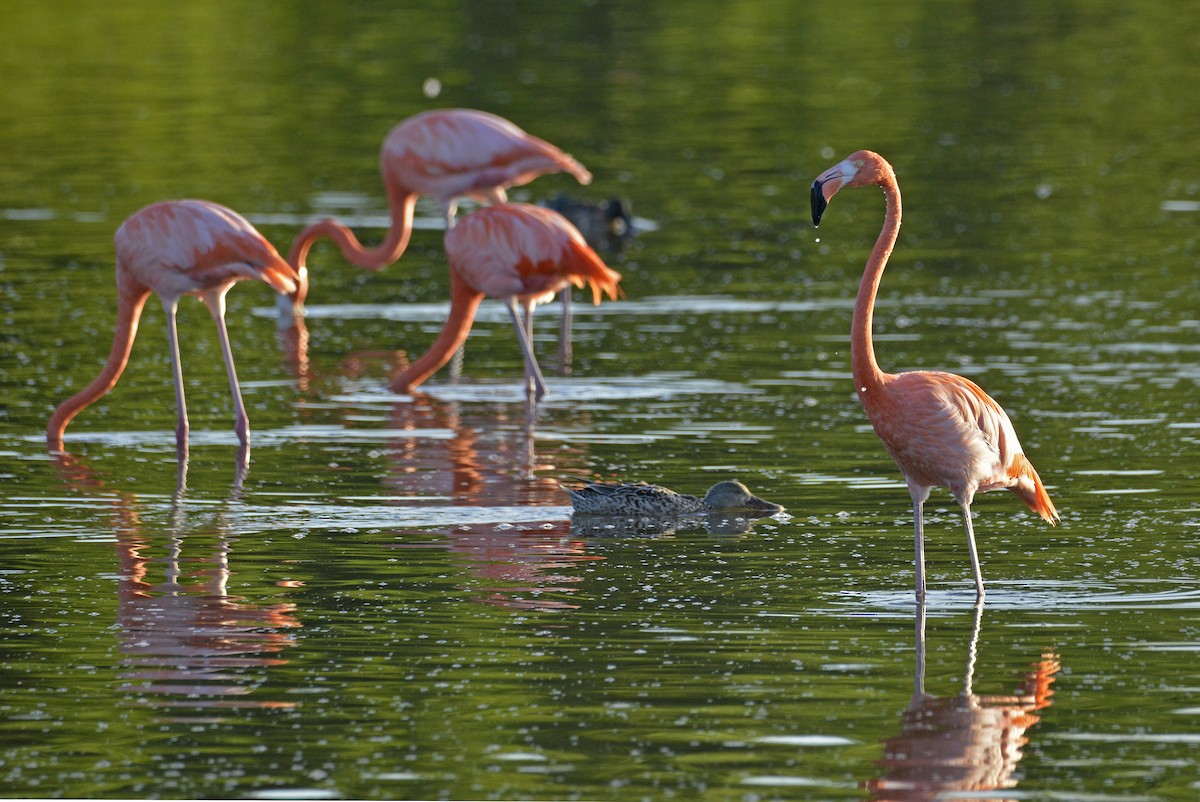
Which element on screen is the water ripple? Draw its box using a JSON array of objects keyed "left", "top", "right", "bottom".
[
  {"left": 832, "top": 580, "right": 1200, "bottom": 612},
  {"left": 258, "top": 293, "right": 998, "bottom": 324}
]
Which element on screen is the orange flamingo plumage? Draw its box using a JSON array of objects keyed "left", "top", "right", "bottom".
[
  {"left": 47, "top": 200, "right": 299, "bottom": 452},
  {"left": 282, "top": 108, "right": 593, "bottom": 312},
  {"left": 389, "top": 203, "right": 621, "bottom": 399},
  {"left": 811, "top": 150, "right": 1058, "bottom": 600}
]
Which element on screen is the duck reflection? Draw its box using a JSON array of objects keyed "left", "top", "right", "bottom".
[
  {"left": 386, "top": 394, "right": 598, "bottom": 611},
  {"left": 567, "top": 509, "right": 778, "bottom": 538},
  {"left": 865, "top": 602, "right": 1059, "bottom": 801},
  {"left": 54, "top": 448, "right": 300, "bottom": 717}
]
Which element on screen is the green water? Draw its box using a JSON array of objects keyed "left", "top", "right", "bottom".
[{"left": 2, "top": 2, "right": 1200, "bottom": 799}]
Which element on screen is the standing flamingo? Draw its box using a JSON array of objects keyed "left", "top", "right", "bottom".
[
  {"left": 281, "top": 108, "right": 593, "bottom": 313},
  {"left": 389, "top": 203, "right": 621, "bottom": 398},
  {"left": 811, "top": 150, "right": 1058, "bottom": 600},
  {"left": 47, "top": 200, "right": 299, "bottom": 452}
]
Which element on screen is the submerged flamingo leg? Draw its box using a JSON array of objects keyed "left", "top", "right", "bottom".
[
  {"left": 201, "top": 290, "right": 249, "bottom": 445},
  {"left": 505, "top": 299, "right": 547, "bottom": 399},
  {"left": 162, "top": 296, "right": 190, "bottom": 448}
]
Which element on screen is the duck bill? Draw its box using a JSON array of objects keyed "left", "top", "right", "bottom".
[
  {"left": 810, "top": 160, "right": 856, "bottom": 227},
  {"left": 743, "top": 495, "right": 783, "bottom": 513}
]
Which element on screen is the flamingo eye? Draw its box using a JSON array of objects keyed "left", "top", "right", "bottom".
[{"left": 854, "top": 159, "right": 865, "bottom": 168}]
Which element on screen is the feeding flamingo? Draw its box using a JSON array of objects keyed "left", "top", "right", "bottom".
[
  {"left": 47, "top": 200, "right": 299, "bottom": 453},
  {"left": 811, "top": 150, "right": 1058, "bottom": 600},
  {"left": 389, "top": 203, "right": 621, "bottom": 399},
  {"left": 281, "top": 108, "right": 593, "bottom": 313}
]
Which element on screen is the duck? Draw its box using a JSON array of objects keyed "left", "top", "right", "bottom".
[
  {"left": 538, "top": 193, "right": 634, "bottom": 251},
  {"left": 564, "top": 480, "right": 783, "bottom": 516}
]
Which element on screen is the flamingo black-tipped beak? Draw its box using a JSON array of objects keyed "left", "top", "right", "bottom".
[
  {"left": 811, "top": 179, "right": 829, "bottom": 227},
  {"left": 811, "top": 158, "right": 860, "bottom": 227}
]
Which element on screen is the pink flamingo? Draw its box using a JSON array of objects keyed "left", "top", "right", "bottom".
[
  {"left": 811, "top": 151, "right": 1059, "bottom": 599},
  {"left": 282, "top": 108, "right": 593, "bottom": 311},
  {"left": 47, "top": 200, "right": 300, "bottom": 452},
  {"left": 389, "top": 203, "right": 621, "bottom": 399}
]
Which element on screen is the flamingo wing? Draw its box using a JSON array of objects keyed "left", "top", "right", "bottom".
[
  {"left": 445, "top": 204, "right": 621, "bottom": 303},
  {"left": 116, "top": 200, "right": 297, "bottom": 296},
  {"left": 872, "top": 370, "right": 1026, "bottom": 497}
]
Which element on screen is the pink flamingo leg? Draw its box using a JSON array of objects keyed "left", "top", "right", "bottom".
[
  {"left": 910, "top": 490, "right": 928, "bottom": 601},
  {"left": 161, "top": 296, "right": 190, "bottom": 447},
  {"left": 505, "top": 299, "right": 547, "bottom": 399},
  {"left": 521, "top": 299, "right": 535, "bottom": 342},
  {"left": 201, "top": 290, "right": 249, "bottom": 445},
  {"left": 961, "top": 500, "right": 986, "bottom": 598},
  {"left": 445, "top": 204, "right": 465, "bottom": 370}
]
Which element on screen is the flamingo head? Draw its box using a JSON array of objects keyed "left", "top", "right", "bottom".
[
  {"left": 274, "top": 264, "right": 309, "bottom": 326},
  {"left": 810, "top": 150, "right": 892, "bottom": 227}
]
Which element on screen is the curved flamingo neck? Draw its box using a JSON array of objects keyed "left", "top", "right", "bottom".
[
  {"left": 852, "top": 174, "right": 902, "bottom": 393},
  {"left": 47, "top": 280, "right": 151, "bottom": 450},
  {"left": 389, "top": 272, "right": 484, "bottom": 394},
  {"left": 288, "top": 189, "right": 418, "bottom": 272}
]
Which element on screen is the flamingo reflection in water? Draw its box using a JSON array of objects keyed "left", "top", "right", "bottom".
[
  {"left": 53, "top": 449, "right": 301, "bottom": 717},
  {"left": 276, "top": 312, "right": 313, "bottom": 395},
  {"left": 385, "top": 393, "right": 599, "bottom": 611},
  {"left": 865, "top": 603, "right": 1059, "bottom": 801}
]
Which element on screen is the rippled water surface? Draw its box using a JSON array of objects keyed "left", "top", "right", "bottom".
[{"left": 3, "top": 3, "right": 1200, "bottom": 800}]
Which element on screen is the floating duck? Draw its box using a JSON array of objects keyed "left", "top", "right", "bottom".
[
  {"left": 539, "top": 193, "right": 634, "bottom": 251},
  {"left": 564, "top": 480, "right": 783, "bottom": 516}
]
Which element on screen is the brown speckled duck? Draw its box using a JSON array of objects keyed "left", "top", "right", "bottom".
[{"left": 564, "top": 480, "right": 783, "bottom": 516}]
